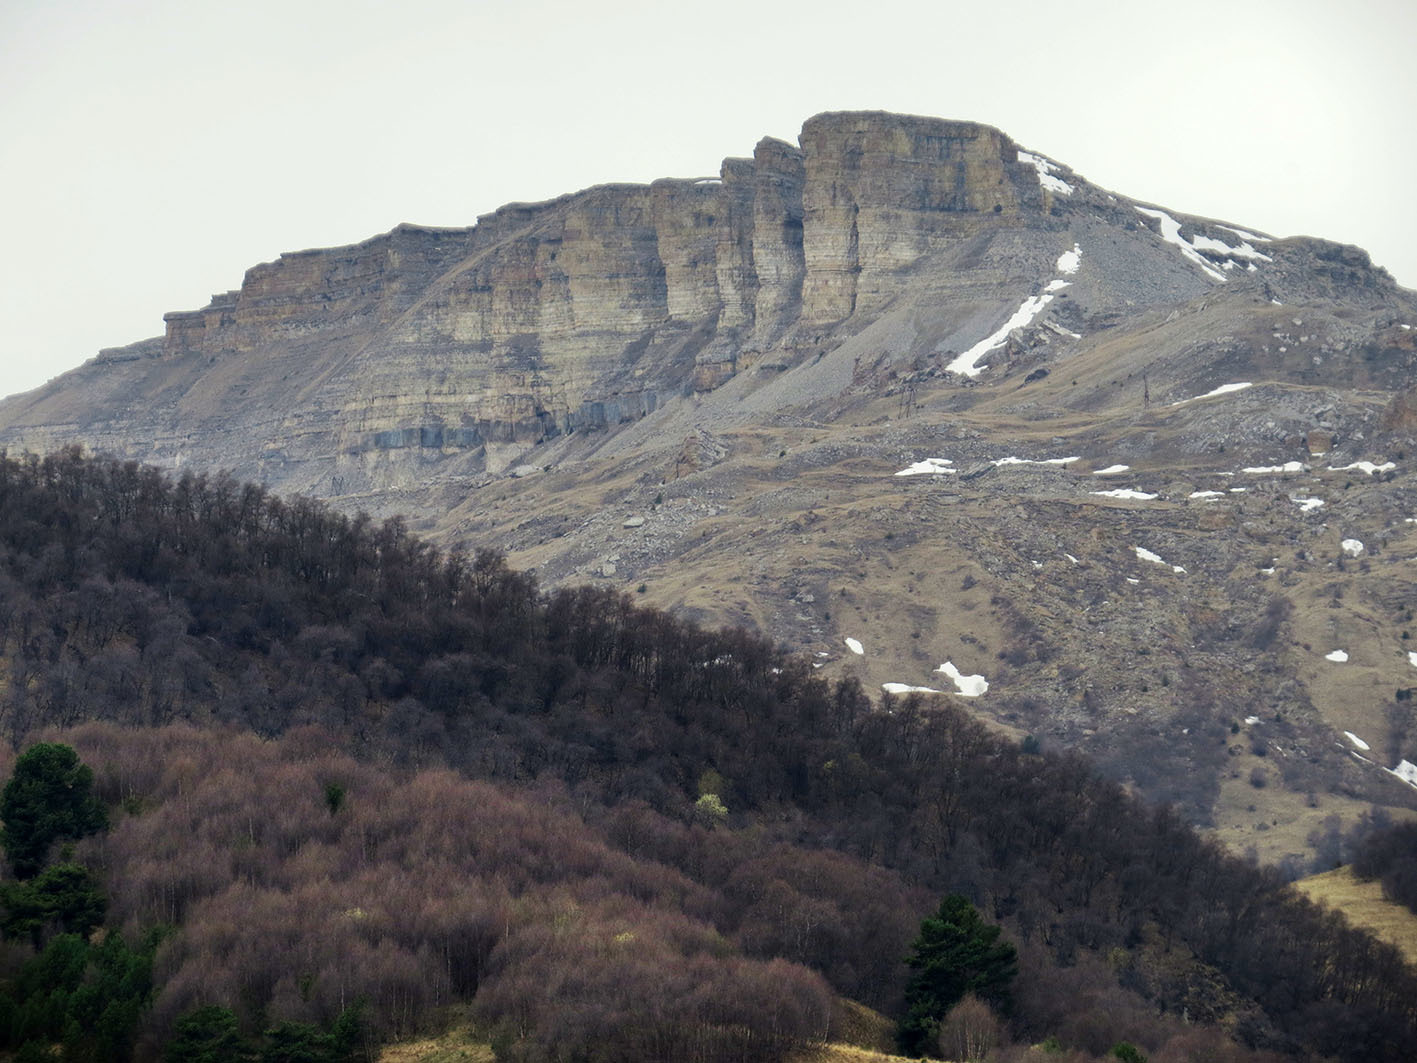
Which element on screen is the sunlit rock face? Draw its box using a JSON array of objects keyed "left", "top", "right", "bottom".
[
  {"left": 797, "top": 111, "right": 1037, "bottom": 326},
  {"left": 0, "top": 112, "right": 1069, "bottom": 495}
]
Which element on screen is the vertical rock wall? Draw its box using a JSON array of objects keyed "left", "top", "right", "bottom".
[
  {"left": 799, "top": 112, "right": 1025, "bottom": 326},
  {"left": 750, "top": 137, "right": 806, "bottom": 345},
  {"left": 144, "top": 112, "right": 1036, "bottom": 467}
]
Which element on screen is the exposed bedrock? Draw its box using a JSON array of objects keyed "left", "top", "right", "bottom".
[
  {"left": 798, "top": 111, "right": 1035, "bottom": 326},
  {"left": 1, "top": 111, "right": 1064, "bottom": 493}
]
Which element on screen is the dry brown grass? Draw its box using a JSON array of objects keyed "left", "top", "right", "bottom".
[
  {"left": 378, "top": 1033, "right": 911, "bottom": 1063},
  {"left": 376, "top": 1009, "right": 493, "bottom": 1063},
  {"left": 791, "top": 1044, "right": 915, "bottom": 1063},
  {"left": 377, "top": 998, "right": 908, "bottom": 1063},
  {"left": 377, "top": 1039, "right": 492, "bottom": 1063},
  {"left": 1294, "top": 865, "right": 1417, "bottom": 965}
]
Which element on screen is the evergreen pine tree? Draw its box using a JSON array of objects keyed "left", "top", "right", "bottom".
[
  {"left": 897, "top": 894, "right": 1017, "bottom": 1057},
  {"left": 0, "top": 744, "right": 107, "bottom": 879}
]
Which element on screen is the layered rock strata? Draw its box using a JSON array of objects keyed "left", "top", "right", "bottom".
[{"left": 9, "top": 112, "right": 1048, "bottom": 489}]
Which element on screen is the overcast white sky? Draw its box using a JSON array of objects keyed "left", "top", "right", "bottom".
[{"left": 2, "top": 0, "right": 1414, "bottom": 402}]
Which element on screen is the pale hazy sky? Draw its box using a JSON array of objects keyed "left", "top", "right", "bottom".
[{"left": 2, "top": 0, "right": 1414, "bottom": 402}]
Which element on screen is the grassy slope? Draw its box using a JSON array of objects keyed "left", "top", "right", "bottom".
[{"left": 1295, "top": 866, "right": 1417, "bottom": 965}]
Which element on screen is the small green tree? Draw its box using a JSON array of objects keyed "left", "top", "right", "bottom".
[
  {"left": 1, "top": 743, "right": 107, "bottom": 879},
  {"left": 1, "top": 862, "right": 107, "bottom": 945},
  {"left": 165, "top": 1004, "right": 249, "bottom": 1063},
  {"left": 897, "top": 894, "right": 1018, "bottom": 1057}
]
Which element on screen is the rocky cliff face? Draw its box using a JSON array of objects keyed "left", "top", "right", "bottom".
[
  {"left": 6, "top": 111, "right": 1417, "bottom": 860},
  {"left": 1, "top": 112, "right": 1068, "bottom": 493}
]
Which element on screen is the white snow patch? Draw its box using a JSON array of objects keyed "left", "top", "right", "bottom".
[
  {"left": 1189, "top": 232, "right": 1273, "bottom": 262},
  {"left": 1134, "top": 206, "right": 1227, "bottom": 282},
  {"left": 1135, "top": 207, "right": 1273, "bottom": 283},
  {"left": 1325, "top": 649, "right": 1350, "bottom": 663},
  {"left": 947, "top": 294, "right": 1054, "bottom": 377},
  {"left": 1229, "top": 487, "right": 1248, "bottom": 493},
  {"left": 882, "top": 683, "right": 944, "bottom": 696},
  {"left": 1172, "top": 382, "right": 1253, "bottom": 405},
  {"left": 1292, "top": 497, "right": 1325, "bottom": 512},
  {"left": 936, "top": 661, "right": 988, "bottom": 697},
  {"left": 1091, "top": 489, "right": 1158, "bottom": 500},
  {"left": 1065, "top": 553, "right": 1080, "bottom": 564},
  {"left": 1409, "top": 651, "right": 1417, "bottom": 669},
  {"left": 1244, "top": 716, "right": 1261, "bottom": 725},
  {"left": 693, "top": 178, "right": 723, "bottom": 185},
  {"left": 1340, "top": 538, "right": 1365, "bottom": 557},
  {"left": 1134, "top": 546, "right": 1185, "bottom": 573},
  {"left": 1345, "top": 731, "right": 1371, "bottom": 751},
  {"left": 1017, "top": 151, "right": 1074, "bottom": 195},
  {"left": 1094, "top": 464, "right": 1131, "bottom": 476},
  {"left": 993, "top": 455, "right": 1080, "bottom": 466},
  {"left": 1353, "top": 752, "right": 1374, "bottom": 765},
  {"left": 1189, "top": 490, "right": 1224, "bottom": 499},
  {"left": 1241, "top": 462, "right": 1306, "bottom": 475},
  {"left": 1126, "top": 577, "right": 1140, "bottom": 584},
  {"left": 895, "top": 458, "right": 956, "bottom": 477},
  {"left": 1386, "top": 760, "right": 1417, "bottom": 788},
  {"left": 946, "top": 240, "right": 1083, "bottom": 377},
  {"left": 1330, "top": 460, "right": 1395, "bottom": 475},
  {"left": 845, "top": 637, "right": 864, "bottom": 655}
]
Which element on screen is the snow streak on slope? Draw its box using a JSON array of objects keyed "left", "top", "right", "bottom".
[
  {"left": 895, "top": 458, "right": 956, "bottom": 476},
  {"left": 1330, "top": 460, "right": 1396, "bottom": 475},
  {"left": 946, "top": 246, "right": 1084, "bottom": 377},
  {"left": 1092, "top": 489, "right": 1158, "bottom": 501},
  {"left": 947, "top": 295, "right": 1055, "bottom": 377},
  {"left": 1017, "top": 151, "right": 1073, "bottom": 196},
  {"left": 1172, "top": 382, "right": 1253, "bottom": 406},
  {"left": 1134, "top": 206, "right": 1272, "bottom": 283},
  {"left": 936, "top": 661, "right": 988, "bottom": 697}
]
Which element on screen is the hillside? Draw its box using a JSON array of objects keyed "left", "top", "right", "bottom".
[
  {"left": 0, "top": 451, "right": 1414, "bottom": 1061},
  {"left": 3, "top": 109, "right": 1417, "bottom": 864}
]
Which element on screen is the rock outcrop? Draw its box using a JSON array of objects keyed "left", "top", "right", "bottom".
[{"left": 797, "top": 112, "right": 1036, "bottom": 326}]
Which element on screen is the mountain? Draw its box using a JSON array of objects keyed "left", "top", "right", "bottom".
[{"left": 4, "top": 110, "right": 1417, "bottom": 859}]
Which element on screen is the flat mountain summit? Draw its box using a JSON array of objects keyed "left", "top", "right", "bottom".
[{"left": 5, "top": 110, "right": 1417, "bottom": 860}]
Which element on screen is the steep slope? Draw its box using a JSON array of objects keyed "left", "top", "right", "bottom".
[{"left": 4, "top": 110, "right": 1417, "bottom": 857}]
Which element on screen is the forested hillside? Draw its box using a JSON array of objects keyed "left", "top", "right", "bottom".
[{"left": 0, "top": 449, "right": 1414, "bottom": 1062}]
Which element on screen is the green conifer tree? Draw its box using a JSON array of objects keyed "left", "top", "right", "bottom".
[
  {"left": 897, "top": 894, "right": 1017, "bottom": 1057},
  {"left": 0, "top": 743, "right": 107, "bottom": 879}
]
